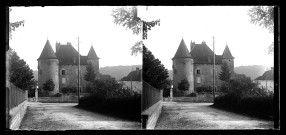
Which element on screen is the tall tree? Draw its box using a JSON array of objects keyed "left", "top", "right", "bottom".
[
  {"left": 248, "top": 6, "right": 274, "bottom": 55},
  {"left": 143, "top": 45, "right": 169, "bottom": 90},
  {"left": 111, "top": 6, "right": 160, "bottom": 56},
  {"left": 84, "top": 63, "right": 97, "bottom": 82},
  {"left": 9, "top": 48, "right": 34, "bottom": 90},
  {"left": 219, "top": 62, "right": 231, "bottom": 83}
]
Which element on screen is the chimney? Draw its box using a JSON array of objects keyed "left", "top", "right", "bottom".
[
  {"left": 190, "top": 41, "right": 195, "bottom": 52},
  {"left": 56, "top": 42, "right": 60, "bottom": 52},
  {"left": 67, "top": 42, "right": 71, "bottom": 45}
]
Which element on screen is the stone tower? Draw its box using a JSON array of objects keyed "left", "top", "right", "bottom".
[
  {"left": 222, "top": 45, "right": 234, "bottom": 73},
  {"left": 87, "top": 46, "right": 100, "bottom": 78},
  {"left": 172, "top": 39, "right": 194, "bottom": 94},
  {"left": 37, "top": 40, "right": 59, "bottom": 94}
]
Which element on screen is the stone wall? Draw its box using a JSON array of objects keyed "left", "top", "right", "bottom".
[
  {"left": 141, "top": 100, "right": 162, "bottom": 129},
  {"left": 9, "top": 100, "right": 28, "bottom": 130},
  {"left": 58, "top": 65, "right": 88, "bottom": 91},
  {"left": 36, "top": 95, "right": 78, "bottom": 103},
  {"left": 193, "top": 64, "right": 222, "bottom": 90}
]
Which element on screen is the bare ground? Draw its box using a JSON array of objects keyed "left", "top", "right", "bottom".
[
  {"left": 19, "top": 102, "right": 141, "bottom": 130},
  {"left": 155, "top": 102, "right": 274, "bottom": 130}
]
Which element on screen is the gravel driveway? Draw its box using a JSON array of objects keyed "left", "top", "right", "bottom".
[
  {"left": 19, "top": 102, "right": 141, "bottom": 130},
  {"left": 155, "top": 102, "right": 274, "bottom": 130}
]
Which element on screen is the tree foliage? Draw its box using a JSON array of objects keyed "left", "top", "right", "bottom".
[
  {"left": 248, "top": 6, "right": 274, "bottom": 55},
  {"left": 177, "top": 79, "right": 190, "bottom": 91},
  {"left": 219, "top": 62, "right": 231, "bottom": 83},
  {"left": 43, "top": 79, "right": 55, "bottom": 91},
  {"left": 248, "top": 6, "right": 274, "bottom": 33},
  {"left": 9, "top": 8, "right": 25, "bottom": 40},
  {"left": 9, "top": 48, "right": 34, "bottom": 90},
  {"left": 111, "top": 6, "right": 160, "bottom": 56},
  {"left": 84, "top": 63, "right": 97, "bottom": 82},
  {"left": 143, "top": 45, "right": 169, "bottom": 90}
]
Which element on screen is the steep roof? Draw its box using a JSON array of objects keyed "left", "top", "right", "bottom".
[
  {"left": 55, "top": 44, "right": 87, "bottom": 65},
  {"left": 87, "top": 46, "right": 99, "bottom": 59},
  {"left": 222, "top": 45, "right": 234, "bottom": 59},
  {"left": 190, "top": 43, "right": 222, "bottom": 64},
  {"left": 38, "top": 40, "right": 57, "bottom": 60},
  {"left": 173, "top": 39, "right": 192, "bottom": 59}
]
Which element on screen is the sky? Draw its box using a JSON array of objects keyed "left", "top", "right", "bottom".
[
  {"left": 9, "top": 6, "right": 142, "bottom": 71},
  {"left": 140, "top": 6, "right": 274, "bottom": 70},
  {"left": 9, "top": 6, "right": 274, "bottom": 71}
]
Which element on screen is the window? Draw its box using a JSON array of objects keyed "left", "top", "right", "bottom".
[
  {"left": 61, "top": 69, "right": 66, "bottom": 75},
  {"left": 196, "top": 69, "right": 200, "bottom": 75},
  {"left": 39, "top": 69, "right": 42, "bottom": 75},
  {"left": 196, "top": 77, "right": 201, "bottom": 83},
  {"left": 62, "top": 78, "right": 66, "bottom": 84},
  {"left": 174, "top": 69, "right": 177, "bottom": 74}
]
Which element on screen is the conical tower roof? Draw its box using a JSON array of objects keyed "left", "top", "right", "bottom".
[
  {"left": 222, "top": 45, "right": 234, "bottom": 59},
  {"left": 38, "top": 40, "right": 57, "bottom": 60},
  {"left": 87, "top": 46, "right": 99, "bottom": 59},
  {"left": 173, "top": 39, "right": 192, "bottom": 59}
]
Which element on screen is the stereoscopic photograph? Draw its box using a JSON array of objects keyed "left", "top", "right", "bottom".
[{"left": 6, "top": 6, "right": 278, "bottom": 130}]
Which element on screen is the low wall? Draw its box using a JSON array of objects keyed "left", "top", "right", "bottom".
[
  {"left": 170, "top": 94, "right": 218, "bottom": 102},
  {"left": 9, "top": 100, "right": 28, "bottom": 130},
  {"left": 36, "top": 95, "right": 79, "bottom": 103},
  {"left": 141, "top": 100, "right": 162, "bottom": 129}
]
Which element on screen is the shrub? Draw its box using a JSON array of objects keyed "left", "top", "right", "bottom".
[
  {"left": 177, "top": 79, "right": 190, "bottom": 91},
  {"left": 78, "top": 87, "right": 141, "bottom": 121},
  {"left": 61, "top": 87, "right": 77, "bottom": 94},
  {"left": 43, "top": 79, "right": 55, "bottom": 91},
  {"left": 173, "top": 88, "right": 184, "bottom": 97},
  {"left": 186, "top": 92, "right": 197, "bottom": 97},
  {"left": 53, "top": 93, "right": 63, "bottom": 97},
  {"left": 196, "top": 85, "right": 213, "bottom": 93}
]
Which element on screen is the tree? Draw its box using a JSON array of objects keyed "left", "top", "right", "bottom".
[
  {"left": 248, "top": 6, "right": 274, "bottom": 55},
  {"left": 9, "top": 48, "right": 34, "bottom": 90},
  {"left": 143, "top": 45, "right": 169, "bottom": 90},
  {"left": 219, "top": 62, "right": 231, "bottom": 83},
  {"left": 177, "top": 79, "right": 190, "bottom": 91},
  {"left": 43, "top": 79, "right": 55, "bottom": 91},
  {"left": 84, "top": 63, "right": 97, "bottom": 82},
  {"left": 111, "top": 6, "right": 160, "bottom": 56}
]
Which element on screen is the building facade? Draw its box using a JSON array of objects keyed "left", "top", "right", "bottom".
[
  {"left": 37, "top": 40, "right": 99, "bottom": 94},
  {"left": 172, "top": 39, "right": 234, "bottom": 94}
]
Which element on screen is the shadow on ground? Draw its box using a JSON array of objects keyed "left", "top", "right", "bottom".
[{"left": 74, "top": 105, "right": 141, "bottom": 122}]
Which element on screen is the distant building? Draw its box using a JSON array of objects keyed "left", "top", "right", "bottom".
[
  {"left": 120, "top": 67, "right": 142, "bottom": 81},
  {"left": 37, "top": 40, "right": 99, "bottom": 94},
  {"left": 172, "top": 39, "right": 234, "bottom": 94},
  {"left": 255, "top": 67, "right": 274, "bottom": 92},
  {"left": 120, "top": 67, "right": 142, "bottom": 93}
]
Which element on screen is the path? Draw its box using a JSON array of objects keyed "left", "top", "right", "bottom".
[
  {"left": 19, "top": 102, "right": 141, "bottom": 130},
  {"left": 155, "top": 102, "right": 274, "bottom": 130}
]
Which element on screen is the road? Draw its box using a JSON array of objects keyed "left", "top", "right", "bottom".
[
  {"left": 19, "top": 102, "right": 141, "bottom": 130},
  {"left": 155, "top": 102, "right": 274, "bottom": 130}
]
